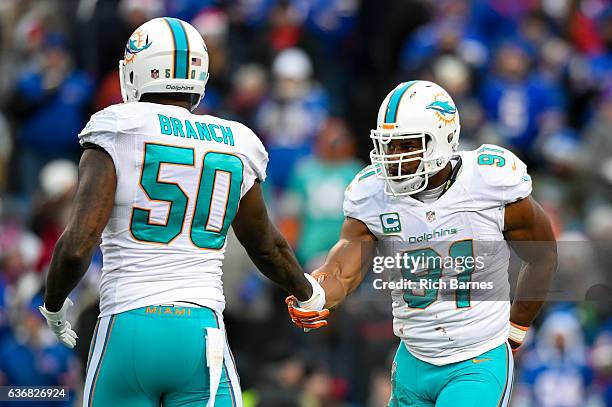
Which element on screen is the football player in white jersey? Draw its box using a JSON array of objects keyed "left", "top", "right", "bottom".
[
  {"left": 286, "top": 80, "right": 557, "bottom": 406},
  {"left": 38, "top": 18, "right": 327, "bottom": 407}
]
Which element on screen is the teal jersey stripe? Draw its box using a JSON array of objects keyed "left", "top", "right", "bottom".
[
  {"left": 164, "top": 17, "right": 189, "bottom": 79},
  {"left": 384, "top": 80, "right": 417, "bottom": 123}
]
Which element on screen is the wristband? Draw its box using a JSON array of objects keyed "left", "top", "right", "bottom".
[
  {"left": 509, "top": 321, "right": 529, "bottom": 344},
  {"left": 297, "top": 273, "right": 326, "bottom": 311}
]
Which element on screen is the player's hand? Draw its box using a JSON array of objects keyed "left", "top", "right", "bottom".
[
  {"left": 286, "top": 273, "right": 330, "bottom": 331},
  {"left": 508, "top": 338, "right": 522, "bottom": 354},
  {"left": 39, "top": 298, "right": 78, "bottom": 348},
  {"left": 286, "top": 297, "right": 330, "bottom": 330}
]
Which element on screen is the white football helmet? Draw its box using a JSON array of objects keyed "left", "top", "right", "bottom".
[
  {"left": 119, "top": 17, "right": 210, "bottom": 110},
  {"left": 370, "top": 80, "right": 460, "bottom": 196}
]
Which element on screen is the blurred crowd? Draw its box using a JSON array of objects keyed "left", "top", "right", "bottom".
[{"left": 0, "top": 0, "right": 611, "bottom": 406}]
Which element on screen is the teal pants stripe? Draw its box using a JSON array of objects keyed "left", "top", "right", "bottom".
[
  {"left": 86, "top": 315, "right": 116, "bottom": 406},
  {"left": 85, "top": 319, "right": 100, "bottom": 373},
  {"left": 390, "top": 342, "right": 514, "bottom": 407},
  {"left": 83, "top": 306, "right": 241, "bottom": 407},
  {"left": 211, "top": 309, "right": 242, "bottom": 405}
]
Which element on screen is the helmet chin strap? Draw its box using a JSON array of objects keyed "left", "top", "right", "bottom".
[
  {"left": 389, "top": 161, "right": 426, "bottom": 194},
  {"left": 390, "top": 175, "right": 425, "bottom": 194},
  {"left": 387, "top": 159, "right": 448, "bottom": 195}
]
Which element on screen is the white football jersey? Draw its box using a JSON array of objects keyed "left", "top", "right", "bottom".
[
  {"left": 344, "top": 144, "right": 532, "bottom": 365},
  {"left": 78, "top": 102, "right": 268, "bottom": 317}
]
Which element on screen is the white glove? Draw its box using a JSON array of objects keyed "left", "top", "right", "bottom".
[{"left": 39, "top": 298, "right": 78, "bottom": 348}]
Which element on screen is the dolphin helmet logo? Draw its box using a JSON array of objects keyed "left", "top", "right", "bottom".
[
  {"left": 426, "top": 94, "right": 457, "bottom": 125},
  {"left": 426, "top": 100, "right": 456, "bottom": 116},
  {"left": 124, "top": 30, "right": 152, "bottom": 63}
]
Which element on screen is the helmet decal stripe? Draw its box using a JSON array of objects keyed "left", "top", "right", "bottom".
[
  {"left": 384, "top": 80, "right": 417, "bottom": 123},
  {"left": 164, "top": 18, "right": 189, "bottom": 79},
  {"left": 162, "top": 19, "right": 175, "bottom": 78},
  {"left": 180, "top": 20, "right": 191, "bottom": 78}
]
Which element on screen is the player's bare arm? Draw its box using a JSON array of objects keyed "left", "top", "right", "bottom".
[
  {"left": 44, "top": 147, "right": 117, "bottom": 312},
  {"left": 284, "top": 217, "right": 376, "bottom": 329},
  {"left": 313, "top": 217, "right": 377, "bottom": 308},
  {"left": 232, "top": 182, "right": 315, "bottom": 302},
  {"left": 503, "top": 195, "right": 558, "bottom": 351},
  {"left": 38, "top": 148, "right": 116, "bottom": 348}
]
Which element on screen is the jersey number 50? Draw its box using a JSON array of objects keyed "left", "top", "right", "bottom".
[{"left": 129, "top": 143, "right": 243, "bottom": 250}]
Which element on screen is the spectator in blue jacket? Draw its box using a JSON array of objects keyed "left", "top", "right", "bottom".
[{"left": 8, "top": 33, "right": 93, "bottom": 197}]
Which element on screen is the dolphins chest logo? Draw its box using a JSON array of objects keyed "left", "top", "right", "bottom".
[
  {"left": 125, "top": 30, "right": 152, "bottom": 63},
  {"left": 426, "top": 94, "right": 457, "bottom": 125}
]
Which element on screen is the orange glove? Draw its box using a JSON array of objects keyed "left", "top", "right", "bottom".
[
  {"left": 285, "top": 273, "right": 329, "bottom": 331},
  {"left": 285, "top": 296, "right": 330, "bottom": 330}
]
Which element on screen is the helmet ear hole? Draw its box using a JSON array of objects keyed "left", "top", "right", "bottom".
[{"left": 129, "top": 71, "right": 134, "bottom": 84}]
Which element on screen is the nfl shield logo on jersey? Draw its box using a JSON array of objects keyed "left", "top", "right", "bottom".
[
  {"left": 380, "top": 213, "right": 401, "bottom": 234},
  {"left": 426, "top": 211, "right": 436, "bottom": 222},
  {"left": 150, "top": 69, "right": 159, "bottom": 79}
]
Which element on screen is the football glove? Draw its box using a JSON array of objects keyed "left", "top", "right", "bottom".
[
  {"left": 508, "top": 321, "right": 529, "bottom": 354},
  {"left": 286, "top": 273, "right": 330, "bottom": 331},
  {"left": 39, "top": 298, "right": 78, "bottom": 348}
]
